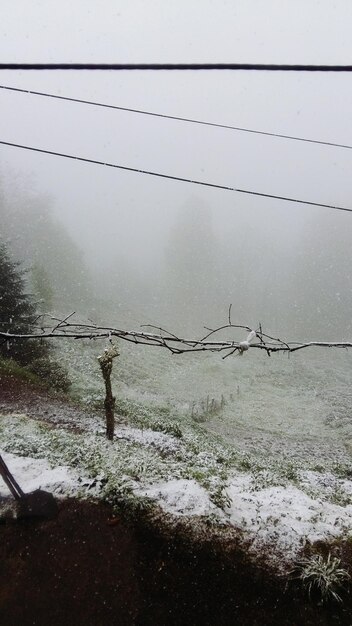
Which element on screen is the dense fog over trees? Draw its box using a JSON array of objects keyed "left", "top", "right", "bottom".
[
  {"left": 1, "top": 168, "right": 352, "bottom": 341},
  {"left": 0, "top": 183, "right": 91, "bottom": 310}
]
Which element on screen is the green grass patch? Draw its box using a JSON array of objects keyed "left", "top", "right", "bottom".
[{"left": 0, "top": 356, "right": 47, "bottom": 388}]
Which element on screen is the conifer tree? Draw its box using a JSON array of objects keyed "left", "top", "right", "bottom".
[{"left": 0, "top": 241, "right": 45, "bottom": 364}]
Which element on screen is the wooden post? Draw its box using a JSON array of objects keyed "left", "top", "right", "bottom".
[{"left": 98, "top": 344, "right": 119, "bottom": 441}]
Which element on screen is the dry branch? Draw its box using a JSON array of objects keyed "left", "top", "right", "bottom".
[{"left": 1, "top": 312, "right": 352, "bottom": 357}]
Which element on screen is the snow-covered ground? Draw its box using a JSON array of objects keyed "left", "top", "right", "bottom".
[
  {"left": 1, "top": 393, "right": 352, "bottom": 572},
  {"left": 1, "top": 332, "right": 352, "bottom": 572},
  {"left": 0, "top": 451, "right": 84, "bottom": 498},
  {"left": 136, "top": 473, "right": 352, "bottom": 566},
  {"left": 60, "top": 334, "right": 352, "bottom": 449}
]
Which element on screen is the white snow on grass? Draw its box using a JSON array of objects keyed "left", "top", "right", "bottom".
[
  {"left": 300, "top": 469, "right": 352, "bottom": 499},
  {"left": 0, "top": 451, "right": 84, "bottom": 498},
  {"left": 135, "top": 479, "right": 220, "bottom": 517},
  {"left": 225, "top": 473, "right": 352, "bottom": 566},
  {"left": 135, "top": 471, "right": 352, "bottom": 568},
  {"left": 116, "top": 426, "right": 181, "bottom": 454},
  {"left": 2, "top": 410, "right": 352, "bottom": 572}
]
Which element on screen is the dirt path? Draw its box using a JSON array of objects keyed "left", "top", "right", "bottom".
[{"left": 0, "top": 374, "right": 102, "bottom": 431}]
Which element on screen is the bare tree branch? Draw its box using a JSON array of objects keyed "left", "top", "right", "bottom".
[{"left": 1, "top": 312, "right": 352, "bottom": 358}]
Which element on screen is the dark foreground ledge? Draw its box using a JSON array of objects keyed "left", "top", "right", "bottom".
[{"left": 0, "top": 498, "right": 350, "bottom": 626}]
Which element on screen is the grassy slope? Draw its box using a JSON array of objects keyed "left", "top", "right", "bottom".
[{"left": 1, "top": 339, "right": 352, "bottom": 592}]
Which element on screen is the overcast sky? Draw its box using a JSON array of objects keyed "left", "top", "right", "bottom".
[
  {"left": 2, "top": 1, "right": 352, "bottom": 65},
  {"left": 0, "top": 1, "right": 352, "bottom": 272}
]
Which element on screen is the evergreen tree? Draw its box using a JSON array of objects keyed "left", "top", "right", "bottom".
[
  {"left": 164, "top": 197, "right": 219, "bottom": 331},
  {"left": 0, "top": 240, "right": 46, "bottom": 365}
]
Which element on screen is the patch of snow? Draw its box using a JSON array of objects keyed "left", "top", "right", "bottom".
[
  {"left": 226, "top": 473, "right": 352, "bottom": 566},
  {"left": 0, "top": 451, "right": 84, "bottom": 498},
  {"left": 136, "top": 471, "right": 352, "bottom": 569},
  {"left": 196, "top": 451, "right": 218, "bottom": 467},
  {"left": 341, "top": 479, "right": 352, "bottom": 496},
  {"left": 300, "top": 469, "right": 352, "bottom": 498},
  {"left": 117, "top": 426, "right": 181, "bottom": 454},
  {"left": 135, "top": 479, "right": 221, "bottom": 517}
]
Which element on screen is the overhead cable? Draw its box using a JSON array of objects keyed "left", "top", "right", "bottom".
[
  {"left": 1, "top": 63, "right": 352, "bottom": 72},
  {"left": 1, "top": 84, "right": 351, "bottom": 151},
  {"left": 0, "top": 139, "right": 350, "bottom": 214}
]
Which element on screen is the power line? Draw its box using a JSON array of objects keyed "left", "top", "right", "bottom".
[
  {"left": 1, "top": 63, "right": 352, "bottom": 71},
  {"left": 1, "top": 139, "right": 351, "bottom": 214},
  {"left": 1, "top": 84, "right": 351, "bottom": 151}
]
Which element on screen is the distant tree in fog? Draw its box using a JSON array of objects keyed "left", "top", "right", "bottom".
[
  {"left": 164, "top": 197, "right": 219, "bottom": 330},
  {"left": 290, "top": 211, "right": 352, "bottom": 338},
  {"left": 31, "top": 263, "right": 54, "bottom": 312},
  {"left": 0, "top": 182, "right": 91, "bottom": 311}
]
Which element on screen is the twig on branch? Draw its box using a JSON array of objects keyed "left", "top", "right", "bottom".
[
  {"left": 200, "top": 323, "right": 252, "bottom": 342},
  {"left": 141, "top": 324, "right": 195, "bottom": 349},
  {"left": 50, "top": 311, "right": 76, "bottom": 333}
]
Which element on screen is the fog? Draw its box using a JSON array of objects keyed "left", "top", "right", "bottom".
[{"left": 1, "top": 2, "right": 352, "bottom": 339}]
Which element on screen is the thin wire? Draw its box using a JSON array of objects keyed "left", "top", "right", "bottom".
[
  {"left": 1, "top": 84, "right": 351, "bottom": 151},
  {"left": 1, "top": 139, "right": 351, "bottom": 213},
  {"left": 1, "top": 63, "right": 352, "bottom": 71}
]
